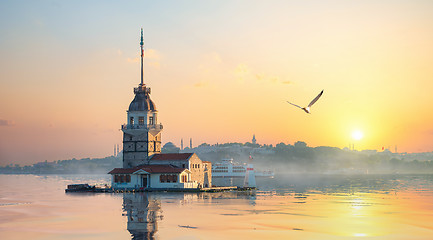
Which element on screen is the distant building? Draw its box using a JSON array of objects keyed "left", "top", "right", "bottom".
[
  {"left": 161, "top": 142, "right": 180, "bottom": 153},
  {"left": 252, "top": 134, "right": 256, "bottom": 145},
  {"left": 108, "top": 30, "right": 210, "bottom": 190}
]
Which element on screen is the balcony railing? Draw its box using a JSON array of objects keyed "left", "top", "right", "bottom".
[{"left": 121, "top": 123, "right": 163, "bottom": 130}]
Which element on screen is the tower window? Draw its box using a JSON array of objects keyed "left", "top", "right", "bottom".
[
  {"left": 130, "top": 117, "right": 134, "bottom": 125},
  {"left": 138, "top": 116, "right": 144, "bottom": 125},
  {"left": 149, "top": 116, "right": 154, "bottom": 125}
]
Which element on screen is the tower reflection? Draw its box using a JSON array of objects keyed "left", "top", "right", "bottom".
[{"left": 122, "top": 193, "right": 163, "bottom": 240}]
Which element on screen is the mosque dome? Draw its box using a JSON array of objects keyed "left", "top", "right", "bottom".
[
  {"left": 128, "top": 91, "right": 156, "bottom": 112},
  {"left": 162, "top": 142, "right": 180, "bottom": 153}
]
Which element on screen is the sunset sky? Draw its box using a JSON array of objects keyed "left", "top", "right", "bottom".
[{"left": 1, "top": 1, "right": 433, "bottom": 165}]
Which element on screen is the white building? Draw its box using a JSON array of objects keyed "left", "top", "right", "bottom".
[
  {"left": 109, "top": 164, "right": 196, "bottom": 190},
  {"left": 109, "top": 153, "right": 212, "bottom": 190}
]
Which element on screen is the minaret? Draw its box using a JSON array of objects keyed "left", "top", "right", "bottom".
[
  {"left": 121, "top": 29, "right": 163, "bottom": 168},
  {"left": 181, "top": 139, "right": 184, "bottom": 151}
]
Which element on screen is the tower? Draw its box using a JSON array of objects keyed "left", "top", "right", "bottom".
[
  {"left": 252, "top": 134, "right": 256, "bottom": 145},
  {"left": 121, "top": 29, "right": 163, "bottom": 168}
]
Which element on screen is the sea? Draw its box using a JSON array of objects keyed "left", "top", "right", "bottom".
[{"left": 1, "top": 173, "right": 433, "bottom": 240}]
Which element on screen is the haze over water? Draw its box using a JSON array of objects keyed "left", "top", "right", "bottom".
[{"left": 1, "top": 174, "right": 433, "bottom": 239}]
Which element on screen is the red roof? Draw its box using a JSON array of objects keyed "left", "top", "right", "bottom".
[
  {"left": 150, "top": 153, "right": 193, "bottom": 161},
  {"left": 108, "top": 164, "right": 187, "bottom": 174}
]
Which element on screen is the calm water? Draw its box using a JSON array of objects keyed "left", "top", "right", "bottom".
[{"left": 1, "top": 174, "right": 433, "bottom": 239}]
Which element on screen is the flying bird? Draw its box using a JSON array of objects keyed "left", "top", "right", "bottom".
[{"left": 287, "top": 90, "right": 324, "bottom": 114}]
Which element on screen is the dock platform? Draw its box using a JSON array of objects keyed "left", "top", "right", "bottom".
[{"left": 65, "top": 184, "right": 255, "bottom": 193}]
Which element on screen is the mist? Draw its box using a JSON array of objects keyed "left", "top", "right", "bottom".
[{"left": 193, "top": 141, "right": 433, "bottom": 175}]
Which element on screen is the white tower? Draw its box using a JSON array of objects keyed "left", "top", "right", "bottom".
[
  {"left": 244, "top": 155, "right": 256, "bottom": 188},
  {"left": 122, "top": 29, "right": 163, "bottom": 168}
]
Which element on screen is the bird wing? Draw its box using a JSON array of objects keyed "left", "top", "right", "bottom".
[
  {"left": 286, "top": 101, "right": 303, "bottom": 109},
  {"left": 307, "top": 90, "right": 324, "bottom": 107}
]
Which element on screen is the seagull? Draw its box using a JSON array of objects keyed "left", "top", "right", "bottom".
[{"left": 286, "top": 90, "right": 324, "bottom": 114}]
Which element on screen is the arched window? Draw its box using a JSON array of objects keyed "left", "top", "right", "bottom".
[{"left": 149, "top": 116, "right": 154, "bottom": 125}]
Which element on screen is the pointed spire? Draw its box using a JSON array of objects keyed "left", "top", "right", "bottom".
[{"left": 140, "top": 28, "right": 144, "bottom": 86}]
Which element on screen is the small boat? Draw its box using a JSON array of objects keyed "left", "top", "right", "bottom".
[
  {"left": 212, "top": 158, "right": 274, "bottom": 178},
  {"left": 65, "top": 184, "right": 95, "bottom": 192},
  {"left": 65, "top": 184, "right": 111, "bottom": 193}
]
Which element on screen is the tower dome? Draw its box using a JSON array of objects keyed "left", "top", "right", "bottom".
[{"left": 128, "top": 87, "right": 156, "bottom": 112}]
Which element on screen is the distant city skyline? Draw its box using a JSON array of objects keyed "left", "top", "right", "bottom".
[{"left": 1, "top": 1, "right": 433, "bottom": 165}]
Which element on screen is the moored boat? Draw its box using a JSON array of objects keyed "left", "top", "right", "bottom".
[{"left": 212, "top": 158, "right": 274, "bottom": 178}]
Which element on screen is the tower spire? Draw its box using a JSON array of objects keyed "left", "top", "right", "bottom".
[{"left": 140, "top": 28, "right": 144, "bottom": 86}]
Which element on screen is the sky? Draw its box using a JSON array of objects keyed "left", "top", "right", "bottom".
[{"left": 1, "top": 0, "right": 433, "bottom": 165}]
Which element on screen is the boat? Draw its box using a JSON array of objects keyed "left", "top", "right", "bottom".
[
  {"left": 65, "top": 184, "right": 111, "bottom": 193},
  {"left": 212, "top": 158, "right": 274, "bottom": 178}
]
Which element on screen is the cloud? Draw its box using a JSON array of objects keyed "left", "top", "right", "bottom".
[
  {"left": 144, "top": 49, "right": 161, "bottom": 60},
  {"left": 194, "top": 80, "right": 210, "bottom": 88},
  {"left": 204, "top": 52, "right": 222, "bottom": 64},
  {"left": 255, "top": 73, "right": 265, "bottom": 81},
  {"left": 0, "top": 119, "right": 15, "bottom": 127},
  {"left": 127, "top": 48, "right": 162, "bottom": 68},
  {"left": 234, "top": 64, "right": 251, "bottom": 83},
  {"left": 270, "top": 76, "right": 280, "bottom": 83},
  {"left": 147, "top": 61, "right": 160, "bottom": 69},
  {"left": 255, "top": 72, "right": 291, "bottom": 85},
  {"left": 190, "top": 52, "right": 223, "bottom": 88},
  {"left": 127, "top": 57, "right": 139, "bottom": 63}
]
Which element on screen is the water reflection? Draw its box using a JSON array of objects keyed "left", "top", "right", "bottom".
[
  {"left": 2, "top": 174, "right": 433, "bottom": 239},
  {"left": 121, "top": 191, "right": 258, "bottom": 239},
  {"left": 122, "top": 193, "right": 163, "bottom": 240}
]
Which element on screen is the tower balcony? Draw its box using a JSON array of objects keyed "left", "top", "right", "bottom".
[
  {"left": 121, "top": 123, "right": 163, "bottom": 131},
  {"left": 134, "top": 85, "right": 151, "bottom": 94}
]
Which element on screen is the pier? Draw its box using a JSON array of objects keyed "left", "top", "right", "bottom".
[{"left": 65, "top": 184, "right": 255, "bottom": 193}]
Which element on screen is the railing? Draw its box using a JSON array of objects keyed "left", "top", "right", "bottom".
[
  {"left": 134, "top": 85, "right": 151, "bottom": 94},
  {"left": 121, "top": 123, "right": 163, "bottom": 130},
  {"left": 181, "top": 182, "right": 198, "bottom": 189}
]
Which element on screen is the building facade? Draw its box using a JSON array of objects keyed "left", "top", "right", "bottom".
[{"left": 109, "top": 153, "right": 212, "bottom": 190}]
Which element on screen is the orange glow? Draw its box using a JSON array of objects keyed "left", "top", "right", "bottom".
[{"left": 1, "top": 1, "right": 433, "bottom": 165}]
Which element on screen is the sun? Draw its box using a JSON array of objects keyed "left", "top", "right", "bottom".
[{"left": 352, "top": 130, "right": 364, "bottom": 141}]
